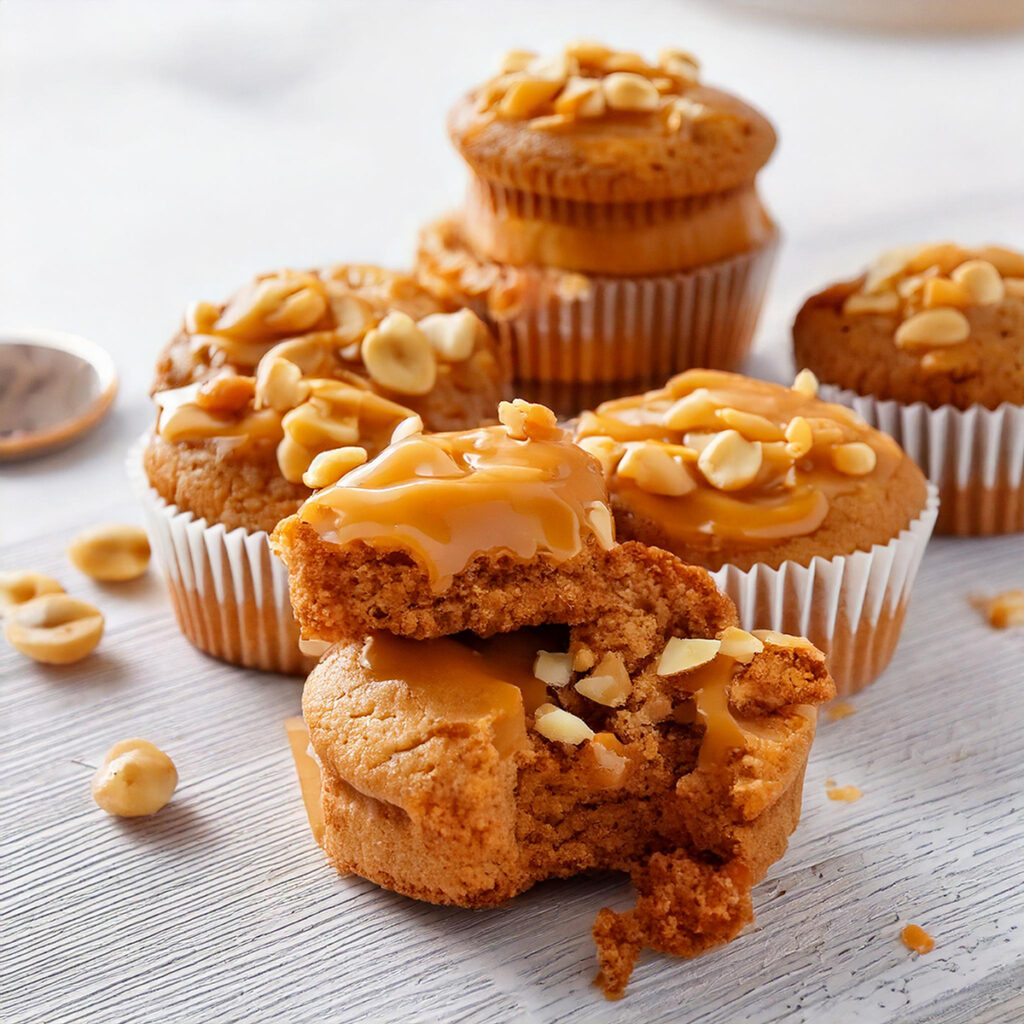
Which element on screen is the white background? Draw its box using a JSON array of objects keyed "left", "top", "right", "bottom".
[{"left": 2, "top": 2, "right": 1023, "bottom": 1023}]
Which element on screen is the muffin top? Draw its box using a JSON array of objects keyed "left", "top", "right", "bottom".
[
  {"left": 793, "top": 243, "right": 1024, "bottom": 409},
  {"left": 145, "top": 265, "right": 507, "bottom": 533},
  {"left": 288, "top": 399, "right": 615, "bottom": 590},
  {"left": 152, "top": 265, "right": 448, "bottom": 393},
  {"left": 574, "top": 369, "right": 928, "bottom": 571},
  {"left": 448, "top": 41, "right": 776, "bottom": 203}
]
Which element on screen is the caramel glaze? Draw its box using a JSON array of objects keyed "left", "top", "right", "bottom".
[
  {"left": 154, "top": 383, "right": 283, "bottom": 448},
  {"left": 576, "top": 369, "right": 906, "bottom": 548},
  {"left": 361, "top": 631, "right": 550, "bottom": 757},
  {"left": 362, "top": 631, "right": 754, "bottom": 770},
  {"left": 297, "top": 425, "right": 610, "bottom": 590}
]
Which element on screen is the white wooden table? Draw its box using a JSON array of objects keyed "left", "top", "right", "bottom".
[{"left": 2, "top": 3, "right": 1023, "bottom": 1022}]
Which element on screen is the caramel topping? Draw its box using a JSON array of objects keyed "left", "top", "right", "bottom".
[
  {"left": 826, "top": 783, "right": 863, "bottom": 803},
  {"left": 360, "top": 631, "right": 549, "bottom": 756},
  {"left": 575, "top": 370, "right": 904, "bottom": 548},
  {"left": 475, "top": 42, "right": 702, "bottom": 131},
  {"left": 155, "top": 383, "right": 283, "bottom": 447},
  {"left": 297, "top": 422, "right": 612, "bottom": 589},
  {"left": 673, "top": 653, "right": 747, "bottom": 768}
]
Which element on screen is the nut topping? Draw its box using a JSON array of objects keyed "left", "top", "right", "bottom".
[
  {"left": 792, "top": 368, "right": 819, "bottom": 398},
  {"left": 894, "top": 307, "right": 970, "bottom": 350},
  {"left": 697, "top": 430, "right": 762, "bottom": 491},
  {"left": 361, "top": 312, "right": 438, "bottom": 395},
  {"left": 498, "top": 399, "right": 560, "bottom": 441},
  {"left": 417, "top": 309, "right": 480, "bottom": 362},
  {"left": 831, "top": 442, "right": 877, "bottom": 477},
  {"left": 533, "top": 703, "right": 595, "bottom": 745},
  {"left": 533, "top": 650, "right": 573, "bottom": 688},
  {"left": 657, "top": 637, "right": 721, "bottom": 675},
  {"left": 716, "top": 626, "right": 764, "bottom": 663},
  {"left": 617, "top": 442, "right": 695, "bottom": 496},
  {"left": 574, "top": 652, "right": 631, "bottom": 706},
  {"left": 302, "top": 447, "right": 368, "bottom": 489}
]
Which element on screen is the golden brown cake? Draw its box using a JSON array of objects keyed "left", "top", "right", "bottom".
[
  {"left": 137, "top": 265, "right": 507, "bottom": 672},
  {"left": 146, "top": 265, "right": 507, "bottom": 534},
  {"left": 415, "top": 42, "right": 779, "bottom": 414},
  {"left": 793, "top": 243, "right": 1024, "bottom": 409},
  {"left": 274, "top": 400, "right": 836, "bottom": 997},
  {"left": 573, "top": 370, "right": 937, "bottom": 694},
  {"left": 793, "top": 243, "right": 1024, "bottom": 536}
]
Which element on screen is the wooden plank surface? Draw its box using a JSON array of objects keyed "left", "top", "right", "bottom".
[
  {"left": 2, "top": 505, "right": 1023, "bottom": 1024},
  {"left": 3, "top": 2, "right": 1024, "bottom": 1021}
]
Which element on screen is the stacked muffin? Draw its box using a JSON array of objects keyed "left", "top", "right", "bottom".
[
  {"left": 272, "top": 401, "right": 835, "bottom": 999},
  {"left": 417, "top": 42, "right": 779, "bottom": 415},
  {"left": 137, "top": 265, "right": 507, "bottom": 672}
]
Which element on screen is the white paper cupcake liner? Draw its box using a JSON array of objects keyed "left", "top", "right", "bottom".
[
  {"left": 489, "top": 232, "right": 779, "bottom": 416},
  {"left": 710, "top": 485, "right": 940, "bottom": 697},
  {"left": 126, "top": 435, "right": 314, "bottom": 675},
  {"left": 819, "top": 385, "right": 1024, "bottom": 536}
]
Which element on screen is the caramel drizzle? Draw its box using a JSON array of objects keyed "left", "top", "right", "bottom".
[
  {"left": 298, "top": 426, "right": 610, "bottom": 590},
  {"left": 577, "top": 370, "right": 904, "bottom": 547}
]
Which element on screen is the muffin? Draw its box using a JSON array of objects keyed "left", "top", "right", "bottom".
[
  {"left": 574, "top": 370, "right": 939, "bottom": 694},
  {"left": 794, "top": 242, "right": 1024, "bottom": 535},
  {"left": 416, "top": 41, "right": 779, "bottom": 415},
  {"left": 272, "top": 400, "right": 835, "bottom": 998},
  {"left": 132, "top": 265, "right": 507, "bottom": 673}
]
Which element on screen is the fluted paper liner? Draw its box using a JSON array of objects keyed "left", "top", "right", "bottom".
[
  {"left": 820, "top": 385, "right": 1024, "bottom": 536},
  {"left": 498, "top": 234, "right": 777, "bottom": 416},
  {"left": 126, "top": 436, "right": 313, "bottom": 675},
  {"left": 710, "top": 486, "right": 939, "bottom": 697}
]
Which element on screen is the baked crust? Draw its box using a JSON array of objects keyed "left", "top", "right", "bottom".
[
  {"left": 793, "top": 277, "right": 1024, "bottom": 410},
  {"left": 448, "top": 85, "right": 776, "bottom": 203},
  {"left": 303, "top": 539, "right": 834, "bottom": 998}
]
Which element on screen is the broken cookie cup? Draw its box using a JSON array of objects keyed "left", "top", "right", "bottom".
[
  {"left": 819, "top": 385, "right": 1024, "bottom": 536},
  {"left": 416, "top": 215, "right": 778, "bottom": 417},
  {"left": 299, "top": 544, "right": 835, "bottom": 1000},
  {"left": 126, "top": 435, "right": 315, "bottom": 674},
  {"left": 710, "top": 483, "right": 939, "bottom": 697}
]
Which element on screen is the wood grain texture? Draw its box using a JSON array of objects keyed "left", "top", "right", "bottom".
[
  {"left": 3, "top": 2, "right": 1024, "bottom": 1021},
  {"left": 3, "top": 504, "right": 1023, "bottom": 1024}
]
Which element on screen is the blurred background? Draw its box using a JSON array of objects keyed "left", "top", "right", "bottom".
[{"left": 2, "top": 0, "right": 1023, "bottom": 538}]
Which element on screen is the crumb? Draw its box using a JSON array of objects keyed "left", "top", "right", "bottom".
[
  {"left": 971, "top": 589, "right": 1024, "bottom": 629},
  {"left": 827, "top": 701, "right": 857, "bottom": 721},
  {"left": 826, "top": 784, "right": 862, "bottom": 802},
  {"left": 901, "top": 923, "right": 935, "bottom": 954}
]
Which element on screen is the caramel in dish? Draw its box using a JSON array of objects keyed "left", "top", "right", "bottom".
[
  {"left": 296, "top": 425, "right": 613, "bottom": 589},
  {"left": 576, "top": 369, "right": 905, "bottom": 548},
  {"left": 361, "top": 632, "right": 550, "bottom": 756}
]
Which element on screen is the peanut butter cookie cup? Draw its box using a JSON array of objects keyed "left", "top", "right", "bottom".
[
  {"left": 416, "top": 42, "right": 778, "bottom": 415},
  {"left": 273, "top": 401, "right": 835, "bottom": 998},
  {"left": 131, "top": 265, "right": 507, "bottom": 672},
  {"left": 794, "top": 242, "right": 1024, "bottom": 535},
  {"left": 574, "top": 370, "right": 939, "bottom": 695}
]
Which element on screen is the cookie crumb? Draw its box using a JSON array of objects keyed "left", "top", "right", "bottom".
[
  {"left": 827, "top": 701, "right": 857, "bottom": 721},
  {"left": 901, "top": 923, "right": 935, "bottom": 954},
  {"left": 971, "top": 589, "right": 1024, "bottom": 629},
  {"left": 826, "top": 783, "right": 862, "bottom": 802}
]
